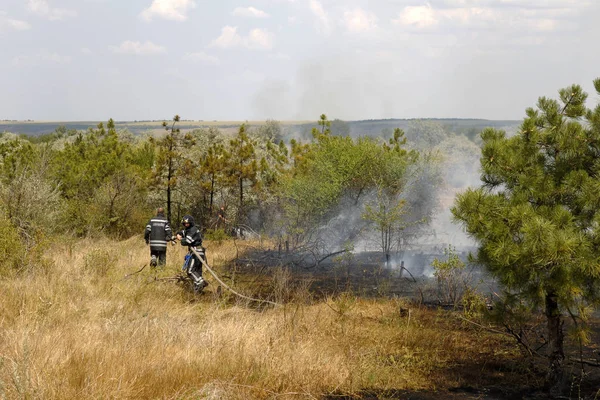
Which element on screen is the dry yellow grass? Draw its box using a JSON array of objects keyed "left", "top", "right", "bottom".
[{"left": 0, "top": 237, "right": 518, "bottom": 399}]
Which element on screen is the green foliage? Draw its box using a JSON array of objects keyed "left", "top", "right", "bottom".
[
  {"left": 255, "top": 119, "right": 283, "bottom": 143},
  {"left": 0, "top": 136, "right": 62, "bottom": 241},
  {"left": 330, "top": 119, "right": 351, "bottom": 136},
  {"left": 0, "top": 136, "right": 37, "bottom": 183},
  {"left": 0, "top": 215, "right": 26, "bottom": 275},
  {"left": 461, "top": 288, "right": 488, "bottom": 320},
  {"left": 452, "top": 78, "right": 600, "bottom": 384},
  {"left": 362, "top": 191, "right": 407, "bottom": 259},
  {"left": 453, "top": 82, "right": 600, "bottom": 308},
  {"left": 227, "top": 124, "right": 258, "bottom": 219},
  {"left": 51, "top": 119, "right": 151, "bottom": 237},
  {"left": 204, "top": 228, "right": 229, "bottom": 243},
  {"left": 151, "top": 115, "right": 194, "bottom": 225},
  {"left": 431, "top": 245, "right": 470, "bottom": 307},
  {"left": 280, "top": 116, "right": 423, "bottom": 250},
  {"left": 406, "top": 120, "right": 447, "bottom": 150}
]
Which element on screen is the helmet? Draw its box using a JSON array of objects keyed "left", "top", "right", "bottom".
[{"left": 181, "top": 215, "right": 195, "bottom": 226}]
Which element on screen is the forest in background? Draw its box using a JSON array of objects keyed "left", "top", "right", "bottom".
[{"left": 0, "top": 114, "right": 484, "bottom": 256}]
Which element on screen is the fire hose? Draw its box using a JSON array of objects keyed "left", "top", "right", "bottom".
[{"left": 188, "top": 245, "right": 280, "bottom": 307}]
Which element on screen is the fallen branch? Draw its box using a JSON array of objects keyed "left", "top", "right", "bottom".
[
  {"left": 455, "top": 314, "right": 512, "bottom": 336},
  {"left": 568, "top": 357, "right": 600, "bottom": 367},
  {"left": 401, "top": 265, "right": 417, "bottom": 283}
]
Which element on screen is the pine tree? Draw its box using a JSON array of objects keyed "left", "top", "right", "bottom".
[
  {"left": 227, "top": 124, "right": 258, "bottom": 222},
  {"left": 151, "top": 115, "right": 194, "bottom": 225},
  {"left": 452, "top": 79, "right": 600, "bottom": 393}
]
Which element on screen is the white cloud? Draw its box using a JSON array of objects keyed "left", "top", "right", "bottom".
[
  {"left": 232, "top": 6, "right": 269, "bottom": 18},
  {"left": 498, "top": 0, "right": 591, "bottom": 8},
  {"left": 0, "top": 12, "right": 31, "bottom": 31},
  {"left": 12, "top": 51, "right": 71, "bottom": 66},
  {"left": 183, "top": 51, "right": 220, "bottom": 65},
  {"left": 392, "top": 4, "right": 438, "bottom": 28},
  {"left": 27, "top": 0, "right": 77, "bottom": 21},
  {"left": 81, "top": 47, "right": 93, "bottom": 55},
  {"left": 342, "top": 8, "right": 378, "bottom": 33},
  {"left": 210, "top": 26, "right": 242, "bottom": 48},
  {"left": 309, "top": 0, "right": 332, "bottom": 34},
  {"left": 210, "top": 26, "right": 274, "bottom": 50},
  {"left": 110, "top": 40, "right": 167, "bottom": 55},
  {"left": 141, "top": 0, "right": 196, "bottom": 21},
  {"left": 246, "top": 28, "right": 274, "bottom": 50},
  {"left": 391, "top": 2, "right": 585, "bottom": 32}
]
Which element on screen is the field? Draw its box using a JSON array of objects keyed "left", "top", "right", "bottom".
[
  {"left": 0, "top": 120, "right": 310, "bottom": 137},
  {"left": 3, "top": 236, "right": 600, "bottom": 399},
  {"left": 0, "top": 118, "right": 520, "bottom": 138}
]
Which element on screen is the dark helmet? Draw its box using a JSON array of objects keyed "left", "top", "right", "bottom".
[{"left": 181, "top": 215, "right": 195, "bottom": 226}]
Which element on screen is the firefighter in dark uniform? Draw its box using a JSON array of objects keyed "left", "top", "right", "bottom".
[
  {"left": 144, "top": 207, "right": 172, "bottom": 267},
  {"left": 177, "top": 215, "right": 208, "bottom": 292}
]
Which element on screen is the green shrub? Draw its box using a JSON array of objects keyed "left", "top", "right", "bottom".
[
  {"left": 0, "top": 215, "right": 26, "bottom": 275},
  {"left": 204, "top": 228, "right": 229, "bottom": 243}
]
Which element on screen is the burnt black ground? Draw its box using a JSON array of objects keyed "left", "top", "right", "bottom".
[{"left": 224, "top": 248, "right": 600, "bottom": 399}]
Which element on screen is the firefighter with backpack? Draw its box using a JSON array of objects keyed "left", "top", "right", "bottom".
[{"left": 176, "top": 215, "right": 209, "bottom": 293}]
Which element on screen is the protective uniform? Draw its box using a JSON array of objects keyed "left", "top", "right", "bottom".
[
  {"left": 144, "top": 211, "right": 172, "bottom": 267},
  {"left": 178, "top": 215, "right": 208, "bottom": 292}
]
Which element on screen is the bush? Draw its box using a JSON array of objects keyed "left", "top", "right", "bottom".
[
  {"left": 431, "top": 245, "right": 473, "bottom": 307},
  {"left": 0, "top": 215, "right": 26, "bottom": 275},
  {"left": 204, "top": 228, "right": 229, "bottom": 243}
]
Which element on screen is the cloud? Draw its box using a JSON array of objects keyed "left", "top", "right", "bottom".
[
  {"left": 392, "top": 4, "right": 438, "bottom": 28},
  {"left": 0, "top": 12, "right": 31, "bottom": 31},
  {"left": 27, "top": 0, "right": 77, "bottom": 20},
  {"left": 391, "top": 2, "right": 590, "bottom": 33},
  {"left": 141, "top": 0, "right": 196, "bottom": 21},
  {"left": 110, "top": 40, "right": 167, "bottom": 55},
  {"left": 210, "top": 26, "right": 274, "bottom": 50},
  {"left": 232, "top": 6, "right": 269, "bottom": 18},
  {"left": 183, "top": 51, "right": 220, "bottom": 65},
  {"left": 210, "top": 26, "right": 242, "bottom": 48},
  {"left": 342, "top": 8, "right": 378, "bottom": 33},
  {"left": 309, "top": 0, "right": 332, "bottom": 34},
  {"left": 246, "top": 28, "right": 274, "bottom": 50},
  {"left": 12, "top": 51, "right": 71, "bottom": 66},
  {"left": 81, "top": 47, "right": 93, "bottom": 55},
  {"left": 498, "top": 0, "right": 591, "bottom": 7}
]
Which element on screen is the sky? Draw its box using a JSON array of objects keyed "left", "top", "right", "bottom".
[{"left": 1, "top": 0, "right": 599, "bottom": 122}]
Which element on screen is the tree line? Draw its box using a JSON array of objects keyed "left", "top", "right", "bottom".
[{"left": 0, "top": 114, "right": 449, "bottom": 262}]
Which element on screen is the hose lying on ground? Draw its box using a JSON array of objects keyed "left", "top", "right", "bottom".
[
  {"left": 190, "top": 247, "right": 280, "bottom": 307},
  {"left": 123, "top": 264, "right": 147, "bottom": 279}
]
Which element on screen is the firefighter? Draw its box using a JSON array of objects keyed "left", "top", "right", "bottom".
[
  {"left": 176, "top": 215, "right": 208, "bottom": 292},
  {"left": 144, "top": 207, "right": 172, "bottom": 267}
]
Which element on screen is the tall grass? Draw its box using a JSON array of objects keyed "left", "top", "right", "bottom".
[{"left": 0, "top": 237, "right": 519, "bottom": 399}]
